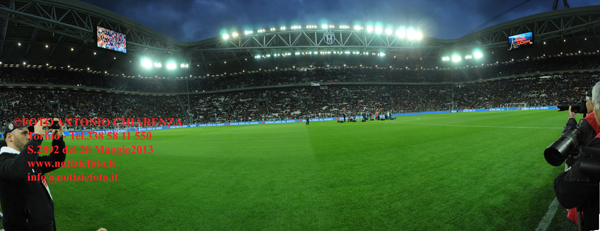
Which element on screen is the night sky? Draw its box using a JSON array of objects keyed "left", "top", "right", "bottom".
[{"left": 78, "top": 0, "right": 598, "bottom": 42}]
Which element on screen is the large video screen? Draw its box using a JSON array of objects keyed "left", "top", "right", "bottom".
[
  {"left": 508, "top": 32, "right": 533, "bottom": 51},
  {"left": 97, "top": 26, "right": 126, "bottom": 53}
]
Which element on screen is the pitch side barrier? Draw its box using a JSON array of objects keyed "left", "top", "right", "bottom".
[{"left": 0, "top": 106, "right": 558, "bottom": 138}]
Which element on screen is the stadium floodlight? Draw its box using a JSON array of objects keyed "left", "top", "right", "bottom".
[
  {"left": 375, "top": 26, "right": 383, "bottom": 34},
  {"left": 407, "top": 28, "right": 417, "bottom": 40},
  {"left": 452, "top": 55, "right": 461, "bottom": 62},
  {"left": 166, "top": 62, "right": 177, "bottom": 70},
  {"left": 222, "top": 34, "right": 230, "bottom": 40},
  {"left": 473, "top": 51, "right": 483, "bottom": 59},
  {"left": 141, "top": 58, "right": 153, "bottom": 69},
  {"left": 280, "top": 26, "right": 286, "bottom": 30},
  {"left": 154, "top": 62, "right": 162, "bottom": 68},
  {"left": 232, "top": 32, "right": 238, "bottom": 37},
  {"left": 322, "top": 24, "right": 328, "bottom": 29},
  {"left": 385, "top": 28, "right": 392, "bottom": 35},
  {"left": 270, "top": 27, "right": 276, "bottom": 31},
  {"left": 354, "top": 25, "right": 362, "bottom": 30},
  {"left": 394, "top": 28, "right": 404, "bottom": 38},
  {"left": 415, "top": 31, "right": 423, "bottom": 40},
  {"left": 366, "top": 25, "right": 373, "bottom": 33},
  {"left": 181, "top": 63, "right": 185, "bottom": 68}
]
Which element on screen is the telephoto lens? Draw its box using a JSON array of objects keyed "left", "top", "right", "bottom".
[{"left": 545, "top": 127, "right": 582, "bottom": 166}]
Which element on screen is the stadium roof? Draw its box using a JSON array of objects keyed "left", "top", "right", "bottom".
[{"left": 0, "top": 0, "right": 598, "bottom": 77}]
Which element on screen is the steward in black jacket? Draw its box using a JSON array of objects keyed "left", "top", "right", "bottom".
[{"left": 0, "top": 121, "right": 66, "bottom": 231}]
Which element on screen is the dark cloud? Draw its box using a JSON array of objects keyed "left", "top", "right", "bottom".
[{"left": 78, "top": 0, "right": 598, "bottom": 42}]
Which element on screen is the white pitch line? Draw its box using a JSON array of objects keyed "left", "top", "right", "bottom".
[{"left": 534, "top": 197, "right": 559, "bottom": 231}]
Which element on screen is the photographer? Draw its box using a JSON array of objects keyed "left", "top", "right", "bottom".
[
  {"left": 0, "top": 118, "right": 65, "bottom": 231},
  {"left": 561, "top": 94, "right": 599, "bottom": 167},
  {"left": 554, "top": 84, "right": 600, "bottom": 231}
]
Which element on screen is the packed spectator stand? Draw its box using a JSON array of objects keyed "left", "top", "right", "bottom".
[{"left": 0, "top": 54, "right": 598, "bottom": 126}]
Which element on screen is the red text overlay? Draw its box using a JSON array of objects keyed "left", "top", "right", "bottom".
[
  {"left": 28, "top": 159, "right": 116, "bottom": 168},
  {"left": 28, "top": 145, "right": 154, "bottom": 155},
  {"left": 28, "top": 172, "right": 118, "bottom": 184},
  {"left": 13, "top": 118, "right": 182, "bottom": 127}
]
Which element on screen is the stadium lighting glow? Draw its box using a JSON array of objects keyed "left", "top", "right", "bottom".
[
  {"left": 141, "top": 58, "right": 153, "bottom": 69},
  {"left": 244, "top": 30, "right": 253, "bottom": 35},
  {"left": 166, "top": 62, "right": 176, "bottom": 70},
  {"left": 366, "top": 26, "right": 373, "bottom": 33},
  {"left": 292, "top": 25, "right": 300, "bottom": 29},
  {"left": 465, "top": 55, "right": 472, "bottom": 59},
  {"left": 385, "top": 28, "right": 392, "bottom": 35},
  {"left": 473, "top": 51, "right": 483, "bottom": 59},
  {"left": 154, "top": 62, "right": 162, "bottom": 68},
  {"left": 407, "top": 28, "right": 417, "bottom": 40},
  {"left": 415, "top": 31, "right": 423, "bottom": 40},
  {"left": 375, "top": 26, "right": 383, "bottom": 34},
  {"left": 231, "top": 32, "right": 238, "bottom": 37},
  {"left": 396, "top": 28, "right": 405, "bottom": 38},
  {"left": 321, "top": 24, "right": 328, "bottom": 29},
  {"left": 452, "top": 55, "right": 461, "bottom": 62},
  {"left": 354, "top": 25, "right": 362, "bottom": 30},
  {"left": 222, "top": 34, "right": 229, "bottom": 39},
  {"left": 270, "top": 27, "right": 276, "bottom": 31}
]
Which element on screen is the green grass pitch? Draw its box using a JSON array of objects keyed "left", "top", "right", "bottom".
[{"left": 46, "top": 110, "right": 573, "bottom": 230}]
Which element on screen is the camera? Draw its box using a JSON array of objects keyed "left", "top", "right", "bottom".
[
  {"left": 48, "top": 122, "right": 60, "bottom": 129},
  {"left": 545, "top": 125, "right": 583, "bottom": 166},
  {"left": 557, "top": 98, "right": 587, "bottom": 114}
]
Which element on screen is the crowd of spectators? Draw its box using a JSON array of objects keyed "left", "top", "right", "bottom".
[
  {"left": 185, "top": 73, "right": 597, "bottom": 123},
  {"left": 0, "top": 54, "right": 598, "bottom": 94},
  {"left": 175, "top": 54, "right": 600, "bottom": 92},
  {"left": 0, "top": 54, "right": 598, "bottom": 126},
  {"left": 0, "top": 89, "right": 181, "bottom": 130}
]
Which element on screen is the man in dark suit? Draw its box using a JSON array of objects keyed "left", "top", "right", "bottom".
[{"left": 0, "top": 118, "right": 66, "bottom": 231}]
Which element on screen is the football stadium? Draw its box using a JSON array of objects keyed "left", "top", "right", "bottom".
[{"left": 0, "top": 0, "right": 599, "bottom": 230}]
